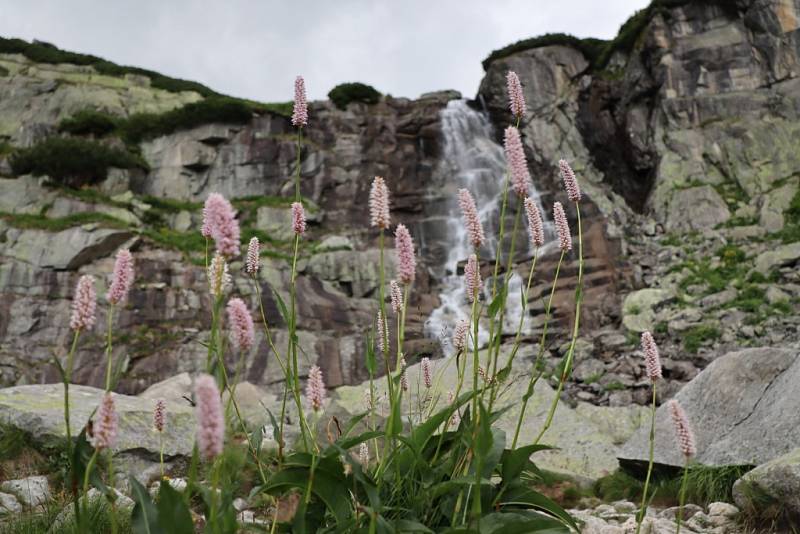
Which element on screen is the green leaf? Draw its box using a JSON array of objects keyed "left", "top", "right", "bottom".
[
  {"left": 478, "top": 511, "right": 570, "bottom": 533},
  {"left": 272, "top": 288, "right": 291, "bottom": 328},
  {"left": 500, "top": 444, "right": 555, "bottom": 485},
  {"left": 50, "top": 354, "right": 66, "bottom": 382},
  {"left": 251, "top": 425, "right": 264, "bottom": 453},
  {"left": 366, "top": 330, "right": 377, "bottom": 375},
  {"left": 499, "top": 485, "right": 579, "bottom": 532},
  {"left": 129, "top": 477, "right": 163, "bottom": 534},
  {"left": 409, "top": 391, "right": 473, "bottom": 451},
  {"left": 475, "top": 403, "right": 493, "bottom": 458},
  {"left": 394, "top": 519, "right": 435, "bottom": 533},
  {"left": 488, "top": 285, "right": 508, "bottom": 318},
  {"left": 156, "top": 481, "right": 193, "bottom": 534},
  {"left": 264, "top": 406, "right": 282, "bottom": 444},
  {"left": 329, "top": 430, "right": 383, "bottom": 455},
  {"left": 264, "top": 467, "right": 352, "bottom": 524}
]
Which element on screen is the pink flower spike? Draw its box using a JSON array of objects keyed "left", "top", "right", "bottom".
[
  {"left": 524, "top": 197, "right": 544, "bottom": 248},
  {"left": 91, "top": 393, "right": 118, "bottom": 451},
  {"left": 458, "top": 188, "right": 485, "bottom": 249},
  {"left": 208, "top": 253, "right": 231, "bottom": 298},
  {"left": 506, "top": 71, "right": 527, "bottom": 119},
  {"left": 399, "top": 356, "right": 408, "bottom": 392},
  {"left": 389, "top": 280, "right": 402, "bottom": 314},
  {"left": 292, "top": 76, "right": 308, "bottom": 127},
  {"left": 394, "top": 224, "right": 416, "bottom": 285},
  {"left": 153, "top": 399, "right": 166, "bottom": 433},
  {"left": 203, "top": 193, "right": 240, "bottom": 258},
  {"left": 421, "top": 357, "right": 432, "bottom": 389},
  {"left": 504, "top": 126, "right": 531, "bottom": 198},
  {"left": 553, "top": 202, "right": 572, "bottom": 252},
  {"left": 245, "top": 237, "right": 260, "bottom": 275},
  {"left": 667, "top": 400, "right": 697, "bottom": 458},
  {"left": 306, "top": 365, "right": 326, "bottom": 412},
  {"left": 358, "top": 442, "right": 369, "bottom": 466},
  {"left": 70, "top": 275, "right": 97, "bottom": 332},
  {"left": 641, "top": 331, "right": 662, "bottom": 381},
  {"left": 369, "top": 176, "right": 391, "bottom": 229},
  {"left": 559, "top": 159, "right": 581, "bottom": 202},
  {"left": 464, "top": 254, "right": 482, "bottom": 303},
  {"left": 227, "top": 298, "right": 255, "bottom": 353},
  {"left": 107, "top": 249, "right": 134, "bottom": 306},
  {"left": 195, "top": 374, "right": 224, "bottom": 461},
  {"left": 452, "top": 320, "right": 469, "bottom": 352},
  {"left": 376, "top": 310, "right": 389, "bottom": 354},
  {"left": 291, "top": 202, "right": 307, "bottom": 236}
]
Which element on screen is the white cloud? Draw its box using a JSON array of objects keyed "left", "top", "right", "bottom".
[{"left": 0, "top": 0, "right": 650, "bottom": 102}]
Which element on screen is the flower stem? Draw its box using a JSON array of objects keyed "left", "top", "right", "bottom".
[
  {"left": 63, "top": 329, "right": 81, "bottom": 525},
  {"left": 676, "top": 457, "right": 690, "bottom": 534},
  {"left": 636, "top": 382, "right": 658, "bottom": 534},
  {"left": 104, "top": 305, "right": 115, "bottom": 391},
  {"left": 534, "top": 203, "right": 583, "bottom": 445}
]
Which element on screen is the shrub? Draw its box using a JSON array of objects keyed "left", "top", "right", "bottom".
[
  {"left": 328, "top": 82, "right": 382, "bottom": 109},
  {"left": 58, "top": 110, "right": 119, "bottom": 137},
  {"left": 683, "top": 324, "right": 720, "bottom": 353},
  {"left": 482, "top": 33, "right": 608, "bottom": 70},
  {"left": 9, "top": 137, "right": 147, "bottom": 187},
  {"left": 119, "top": 97, "right": 253, "bottom": 143}
]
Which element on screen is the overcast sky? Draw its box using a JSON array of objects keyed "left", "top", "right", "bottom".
[{"left": 2, "top": 0, "right": 650, "bottom": 102}]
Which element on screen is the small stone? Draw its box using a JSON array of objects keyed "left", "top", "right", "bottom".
[
  {"left": 0, "top": 492, "right": 21, "bottom": 515},
  {"left": 659, "top": 503, "right": 702, "bottom": 520},
  {"left": 0, "top": 475, "right": 50, "bottom": 507},
  {"left": 233, "top": 497, "right": 248, "bottom": 511},
  {"left": 765, "top": 286, "right": 790, "bottom": 305},
  {"left": 611, "top": 500, "right": 636, "bottom": 513},
  {"left": 707, "top": 502, "right": 739, "bottom": 517}
]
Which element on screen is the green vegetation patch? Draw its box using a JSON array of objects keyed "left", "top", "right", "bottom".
[
  {"left": 0, "top": 36, "right": 218, "bottom": 97},
  {"left": 9, "top": 137, "right": 147, "bottom": 187},
  {"left": 683, "top": 324, "right": 721, "bottom": 353},
  {"left": 328, "top": 82, "right": 382, "bottom": 109},
  {"left": 0, "top": 211, "right": 129, "bottom": 231},
  {"left": 57, "top": 109, "right": 119, "bottom": 137},
  {"left": 0, "top": 64, "right": 8, "bottom": 77}
]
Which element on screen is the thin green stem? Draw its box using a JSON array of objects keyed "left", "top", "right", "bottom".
[
  {"left": 534, "top": 203, "right": 583, "bottom": 446},
  {"left": 104, "top": 305, "right": 114, "bottom": 391},
  {"left": 510, "top": 251, "right": 564, "bottom": 449},
  {"left": 158, "top": 432, "right": 164, "bottom": 478},
  {"left": 636, "top": 382, "right": 658, "bottom": 534},
  {"left": 288, "top": 234, "right": 310, "bottom": 451},
  {"left": 81, "top": 448, "right": 100, "bottom": 520},
  {"left": 676, "top": 458, "right": 690, "bottom": 534},
  {"left": 63, "top": 329, "right": 81, "bottom": 525}
]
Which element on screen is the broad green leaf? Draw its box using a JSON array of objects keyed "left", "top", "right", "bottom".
[
  {"left": 410, "top": 391, "right": 473, "bottom": 451},
  {"left": 500, "top": 444, "right": 555, "bottom": 485},
  {"left": 156, "top": 481, "right": 193, "bottom": 534},
  {"left": 272, "top": 288, "right": 291, "bottom": 328},
  {"left": 129, "top": 477, "right": 163, "bottom": 534},
  {"left": 394, "top": 519, "right": 435, "bottom": 533},
  {"left": 488, "top": 286, "right": 508, "bottom": 318},
  {"left": 366, "top": 330, "right": 377, "bottom": 375},
  {"left": 264, "top": 406, "right": 281, "bottom": 444},
  {"left": 264, "top": 467, "right": 352, "bottom": 524},
  {"left": 499, "top": 485, "right": 579, "bottom": 532},
  {"left": 475, "top": 403, "right": 493, "bottom": 458},
  {"left": 330, "top": 430, "right": 383, "bottom": 455},
  {"left": 478, "top": 511, "right": 570, "bottom": 533}
]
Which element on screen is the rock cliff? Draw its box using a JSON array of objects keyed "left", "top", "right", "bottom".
[{"left": 1, "top": 0, "right": 800, "bottom": 409}]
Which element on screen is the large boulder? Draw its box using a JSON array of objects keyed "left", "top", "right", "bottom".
[
  {"left": 0, "top": 384, "right": 195, "bottom": 457},
  {"left": 2, "top": 226, "right": 133, "bottom": 270},
  {"left": 618, "top": 347, "right": 800, "bottom": 469},
  {"left": 733, "top": 447, "right": 800, "bottom": 518}
]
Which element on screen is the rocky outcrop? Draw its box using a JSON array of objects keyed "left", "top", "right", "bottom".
[
  {"left": 618, "top": 347, "right": 800, "bottom": 469},
  {"left": 733, "top": 447, "right": 800, "bottom": 519}
]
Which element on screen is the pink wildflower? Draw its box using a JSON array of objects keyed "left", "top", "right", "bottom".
[
  {"left": 245, "top": 237, "right": 260, "bottom": 275},
  {"left": 389, "top": 280, "right": 402, "bottom": 314},
  {"left": 553, "top": 202, "right": 572, "bottom": 252},
  {"left": 358, "top": 442, "right": 369, "bottom": 466},
  {"left": 641, "top": 331, "right": 662, "bottom": 381},
  {"left": 376, "top": 310, "right": 389, "bottom": 354},
  {"left": 524, "top": 197, "right": 544, "bottom": 248},
  {"left": 399, "top": 356, "right": 408, "bottom": 392},
  {"left": 464, "top": 254, "right": 482, "bottom": 303},
  {"left": 559, "top": 159, "right": 581, "bottom": 202},
  {"left": 292, "top": 76, "right": 308, "bottom": 127},
  {"left": 153, "top": 399, "right": 166, "bottom": 433},
  {"left": 203, "top": 193, "right": 240, "bottom": 258},
  {"left": 195, "top": 374, "right": 224, "bottom": 461},
  {"left": 504, "top": 126, "right": 531, "bottom": 198},
  {"left": 394, "top": 224, "right": 416, "bottom": 285},
  {"left": 107, "top": 249, "right": 134, "bottom": 305},
  {"left": 227, "top": 298, "right": 255, "bottom": 353},
  {"left": 421, "top": 357, "right": 432, "bottom": 389},
  {"left": 306, "top": 365, "right": 326, "bottom": 412},
  {"left": 458, "top": 188, "right": 485, "bottom": 249},
  {"left": 291, "top": 202, "right": 306, "bottom": 236},
  {"left": 91, "top": 393, "right": 118, "bottom": 450},
  {"left": 506, "top": 71, "right": 526, "bottom": 119},
  {"left": 70, "top": 275, "right": 97, "bottom": 332},
  {"left": 667, "top": 399, "right": 697, "bottom": 458},
  {"left": 452, "top": 320, "right": 469, "bottom": 352},
  {"left": 208, "top": 253, "right": 231, "bottom": 298},
  {"left": 369, "top": 176, "right": 391, "bottom": 229}
]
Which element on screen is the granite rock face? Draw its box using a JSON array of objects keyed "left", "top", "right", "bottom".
[
  {"left": 733, "top": 447, "right": 800, "bottom": 518},
  {"left": 618, "top": 347, "right": 800, "bottom": 469}
]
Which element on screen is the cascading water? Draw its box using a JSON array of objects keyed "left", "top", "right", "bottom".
[{"left": 426, "top": 100, "right": 552, "bottom": 354}]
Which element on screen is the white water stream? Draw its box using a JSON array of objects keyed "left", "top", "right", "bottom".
[{"left": 426, "top": 100, "right": 552, "bottom": 354}]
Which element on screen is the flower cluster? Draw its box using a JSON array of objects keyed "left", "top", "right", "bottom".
[
  {"left": 369, "top": 176, "right": 391, "bottom": 230},
  {"left": 667, "top": 399, "right": 697, "bottom": 458},
  {"left": 389, "top": 280, "right": 402, "bottom": 314},
  {"left": 306, "top": 365, "right": 326, "bottom": 411},
  {"left": 464, "top": 254, "right": 482, "bottom": 303},
  {"left": 641, "top": 331, "right": 662, "bottom": 381},
  {"left": 91, "top": 393, "right": 118, "bottom": 451},
  {"left": 208, "top": 253, "right": 231, "bottom": 298},
  {"left": 202, "top": 193, "right": 240, "bottom": 257},
  {"left": 421, "top": 357, "right": 433, "bottom": 389},
  {"left": 452, "top": 320, "right": 469, "bottom": 352},
  {"left": 227, "top": 298, "right": 255, "bottom": 353},
  {"left": 292, "top": 75, "right": 308, "bottom": 127},
  {"left": 395, "top": 224, "right": 416, "bottom": 285},
  {"left": 195, "top": 374, "right": 224, "bottom": 461},
  {"left": 504, "top": 126, "right": 531, "bottom": 198},
  {"left": 153, "top": 399, "right": 166, "bottom": 433},
  {"left": 292, "top": 202, "right": 307, "bottom": 236},
  {"left": 506, "top": 71, "right": 526, "bottom": 119},
  {"left": 553, "top": 202, "right": 572, "bottom": 252},
  {"left": 458, "top": 188, "right": 485, "bottom": 249},
  {"left": 70, "top": 275, "right": 97, "bottom": 332},
  {"left": 245, "top": 237, "right": 260, "bottom": 275},
  {"left": 107, "top": 249, "right": 134, "bottom": 305},
  {"left": 524, "top": 197, "right": 544, "bottom": 248},
  {"left": 559, "top": 159, "right": 581, "bottom": 202}
]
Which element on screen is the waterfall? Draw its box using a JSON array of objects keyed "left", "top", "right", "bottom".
[{"left": 426, "top": 100, "right": 552, "bottom": 354}]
